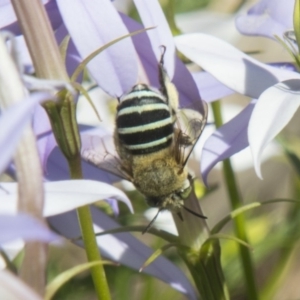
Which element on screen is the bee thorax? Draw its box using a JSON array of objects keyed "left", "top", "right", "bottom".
[{"left": 132, "top": 156, "right": 188, "bottom": 198}]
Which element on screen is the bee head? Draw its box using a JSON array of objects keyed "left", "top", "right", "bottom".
[
  {"left": 143, "top": 177, "right": 206, "bottom": 234},
  {"left": 146, "top": 178, "right": 192, "bottom": 210}
]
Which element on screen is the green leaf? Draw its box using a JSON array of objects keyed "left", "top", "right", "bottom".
[
  {"left": 277, "top": 136, "right": 300, "bottom": 176},
  {"left": 75, "top": 225, "right": 179, "bottom": 244},
  {"left": 211, "top": 199, "right": 300, "bottom": 234},
  {"left": 72, "top": 81, "right": 102, "bottom": 122},
  {"left": 294, "top": 0, "right": 300, "bottom": 54},
  {"left": 206, "top": 233, "right": 252, "bottom": 250},
  {"left": 45, "top": 260, "right": 114, "bottom": 300},
  {"left": 274, "top": 35, "right": 300, "bottom": 67},
  {"left": 139, "top": 243, "right": 187, "bottom": 272},
  {"left": 212, "top": 203, "right": 261, "bottom": 234},
  {"left": 59, "top": 35, "right": 71, "bottom": 66},
  {"left": 285, "top": 150, "right": 300, "bottom": 177}
]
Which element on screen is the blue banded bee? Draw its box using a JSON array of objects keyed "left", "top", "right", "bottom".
[{"left": 81, "top": 47, "right": 207, "bottom": 230}]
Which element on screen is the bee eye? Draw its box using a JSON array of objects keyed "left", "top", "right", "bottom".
[
  {"left": 176, "top": 179, "right": 191, "bottom": 199},
  {"left": 176, "top": 178, "right": 192, "bottom": 199},
  {"left": 177, "top": 185, "right": 192, "bottom": 199}
]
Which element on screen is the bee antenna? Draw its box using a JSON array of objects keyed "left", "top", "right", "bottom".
[
  {"left": 182, "top": 205, "right": 207, "bottom": 219},
  {"left": 159, "top": 45, "right": 166, "bottom": 63},
  {"left": 142, "top": 208, "right": 162, "bottom": 234}
]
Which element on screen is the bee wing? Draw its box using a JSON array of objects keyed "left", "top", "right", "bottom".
[
  {"left": 174, "top": 101, "right": 208, "bottom": 167},
  {"left": 81, "top": 134, "right": 132, "bottom": 181}
]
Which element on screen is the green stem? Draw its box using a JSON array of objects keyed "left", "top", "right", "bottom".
[
  {"left": 211, "top": 101, "right": 259, "bottom": 300},
  {"left": 181, "top": 241, "right": 229, "bottom": 300},
  {"left": 260, "top": 246, "right": 295, "bottom": 299},
  {"left": 261, "top": 176, "right": 300, "bottom": 298},
  {"left": 69, "top": 155, "right": 111, "bottom": 300},
  {"left": 293, "top": 0, "right": 300, "bottom": 56},
  {"left": 164, "top": 0, "right": 181, "bottom": 35},
  {"left": 173, "top": 186, "right": 229, "bottom": 299}
]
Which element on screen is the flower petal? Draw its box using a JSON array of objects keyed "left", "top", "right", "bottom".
[
  {"left": 55, "top": 24, "right": 82, "bottom": 79},
  {"left": 0, "top": 180, "right": 133, "bottom": 216},
  {"left": 249, "top": 79, "right": 300, "bottom": 178},
  {"left": 0, "top": 0, "right": 62, "bottom": 34},
  {"left": 120, "top": 13, "right": 159, "bottom": 86},
  {"left": 56, "top": 0, "right": 138, "bottom": 96},
  {"left": 0, "top": 270, "right": 42, "bottom": 300},
  {"left": 0, "top": 92, "right": 52, "bottom": 174},
  {"left": 133, "top": 0, "right": 175, "bottom": 78},
  {"left": 192, "top": 71, "right": 234, "bottom": 102},
  {"left": 173, "top": 57, "right": 204, "bottom": 113},
  {"left": 174, "top": 33, "right": 300, "bottom": 99},
  {"left": 121, "top": 14, "right": 202, "bottom": 110},
  {"left": 0, "top": 214, "right": 58, "bottom": 244},
  {"left": 44, "top": 180, "right": 133, "bottom": 215},
  {"left": 48, "top": 207, "right": 197, "bottom": 299},
  {"left": 235, "top": 0, "right": 293, "bottom": 40},
  {"left": 33, "top": 104, "right": 56, "bottom": 170},
  {"left": 201, "top": 100, "right": 256, "bottom": 184}
]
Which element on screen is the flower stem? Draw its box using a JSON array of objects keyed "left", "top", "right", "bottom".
[
  {"left": 68, "top": 155, "right": 111, "bottom": 300},
  {"left": 173, "top": 186, "right": 229, "bottom": 299},
  {"left": 211, "top": 101, "right": 259, "bottom": 300},
  {"left": 164, "top": 0, "right": 181, "bottom": 35}
]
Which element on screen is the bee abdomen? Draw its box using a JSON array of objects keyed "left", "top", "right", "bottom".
[{"left": 116, "top": 84, "right": 174, "bottom": 155}]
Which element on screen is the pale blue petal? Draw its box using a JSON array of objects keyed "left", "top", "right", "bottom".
[
  {"left": 121, "top": 14, "right": 204, "bottom": 112},
  {"left": 0, "top": 180, "right": 133, "bottom": 215},
  {"left": 173, "top": 58, "right": 204, "bottom": 114},
  {"left": 192, "top": 71, "right": 234, "bottom": 103},
  {"left": 0, "top": 214, "right": 58, "bottom": 244},
  {"left": 133, "top": 0, "right": 176, "bottom": 78},
  {"left": 235, "top": 0, "right": 293, "bottom": 40},
  {"left": 0, "top": 270, "right": 42, "bottom": 300},
  {"left": 56, "top": 0, "right": 138, "bottom": 96},
  {"left": 201, "top": 100, "right": 256, "bottom": 184},
  {"left": 249, "top": 79, "right": 300, "bottom": 178},
  {"left": 120, "top": 13, "right": 159, "bottom": 86},
  {"left": 0, "top": 0, "right": 62, "bottom": 34},
  {"left": 175, "top": 33, "right": 300, "bottom": 99},
  {"left": 48, "top": 207, "right": 197, "bottom": 299},
  {"left": 0, "top": 92, "right": 52, "bottom": 174}
]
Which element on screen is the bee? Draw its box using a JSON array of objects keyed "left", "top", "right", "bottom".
[{"left": 81, "top": 47, "right": 207, "bottom": 231}]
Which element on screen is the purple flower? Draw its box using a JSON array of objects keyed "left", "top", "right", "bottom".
[
  {"left": 235, "top": 0, "right": 294, "bottom": 41},
  {"left": 0, "top": 1, "right": 227, "bottom": 298},
  {"left": 0, "top": 93, "right": 58, "bottom": 246},
  {"left": 0, "top": 92, "right": 51, "bottom": 174},
  {"left": 0, "top": 214, "right": 58, "bottom": 244},
  {"left": 0, "top": 269, "right": 42, "bottom": 300},
  {"left": 175, "top": 31, "right": 300, "bottom": 180}
]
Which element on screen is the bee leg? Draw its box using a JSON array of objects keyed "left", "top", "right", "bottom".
[
  {"left": 177, "top": 211, "right": 184, "bottom": 221},
  {"left": 142, "top": 208, "right": 163, "bottom": 234},
  {"left": 119, "top": 165, "right": 133, "bottom": 182},
  {"left": 158, "top": 46, "right": 179, "bottom": 110}
]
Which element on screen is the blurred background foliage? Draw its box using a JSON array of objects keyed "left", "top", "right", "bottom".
[{"left": 40, "top": 0, "right": 300, "bottom": 299}]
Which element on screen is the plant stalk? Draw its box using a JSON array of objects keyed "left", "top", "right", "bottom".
[
  {"left": 211, "top": 101, "right": 259, "bottom": 300},
  {"left": 69, "top": 155, "right": 111, "bottom": 300},
  {"left": 173, "top": 185, "right": 229, "bottom": 299}
]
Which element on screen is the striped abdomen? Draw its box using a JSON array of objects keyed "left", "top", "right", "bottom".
[{"left": 116, "top": 84, "right": 174, "bottom": 155}]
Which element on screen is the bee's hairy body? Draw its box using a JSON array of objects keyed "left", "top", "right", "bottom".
[
  {"left": 114, "top": 83, "right": 190, "bottom": 210},
  {"left": 80, "top": 47, "right": 207, "bottom": 230}
]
